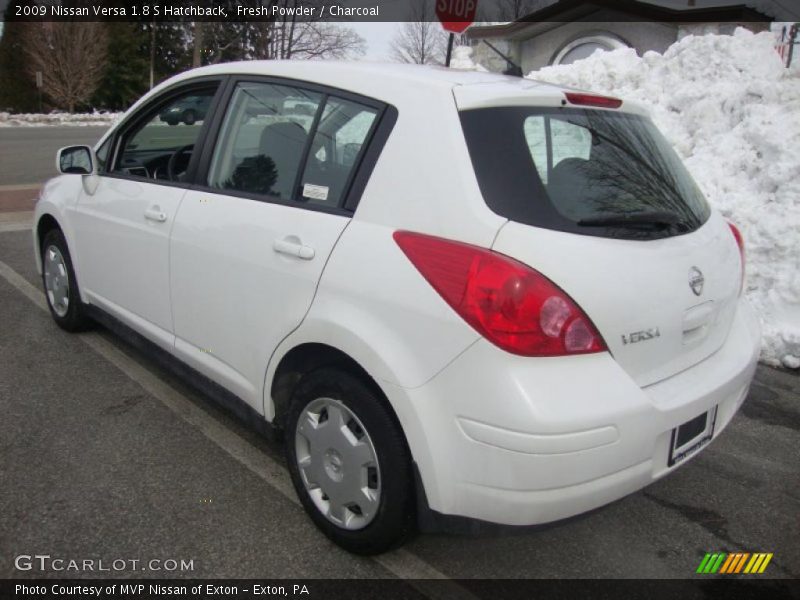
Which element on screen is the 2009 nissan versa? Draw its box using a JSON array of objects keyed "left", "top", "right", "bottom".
[{"left": 35, "top": 61, "right": 760, "bottom": 554}]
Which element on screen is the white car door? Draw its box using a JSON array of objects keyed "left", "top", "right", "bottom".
[
  {"left": 71, "top": 83, "right": 223, "bottom": 349},
  {"left": 169, "top": 80, "right": 383, "bottom": 410}
]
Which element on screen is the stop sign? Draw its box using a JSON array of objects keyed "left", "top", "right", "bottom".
[{"left": 436, "top": 0, "right": 478, "bottom": 34}]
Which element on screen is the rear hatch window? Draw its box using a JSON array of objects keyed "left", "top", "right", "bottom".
[{"left": 459, "top": 107, "right": 710, "bottom": 240}]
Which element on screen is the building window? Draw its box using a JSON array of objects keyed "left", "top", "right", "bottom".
[{"left": 552, "top": 34, "right": 629, "bottom": 65}]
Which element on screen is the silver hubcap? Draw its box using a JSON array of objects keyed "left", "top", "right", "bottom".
[
  {"left": 295, "top": 397, "right": 380, "bottom": 530},
  {"left": 43, "top": 245, "right": 70, "bottom": 317}
]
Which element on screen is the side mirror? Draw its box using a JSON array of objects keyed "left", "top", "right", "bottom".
[{"left": 56, "top": 145, "right": 96, "bottom": 176}]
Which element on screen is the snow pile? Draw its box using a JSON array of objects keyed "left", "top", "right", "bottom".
[
  {"left": 531, "top": 28, "right": 800, "bottom": 369},
  {"left": 0, "top": 111, "right": 122, "bottom": 127},
  {"left": 450, "top": 45, "right": 488, "bottom": 71}
]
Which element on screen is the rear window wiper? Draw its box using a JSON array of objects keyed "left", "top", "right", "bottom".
[{"left": 577, "top": 211, "right": 685, "bottom": 229}]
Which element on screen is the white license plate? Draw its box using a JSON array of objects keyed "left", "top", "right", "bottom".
[{"left": 668, "top": 406, "right": 718, "bottom": 467}]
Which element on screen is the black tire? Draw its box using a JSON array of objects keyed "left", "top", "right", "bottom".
[
  {"left": 182, "top": 110, "right": 196, "bottom": 125},
  {"left": 285, "top": 368, "right": 415, "bottom": 554},
  {"left": 41, "top": 228, "right": 90, "bottom": 332}
]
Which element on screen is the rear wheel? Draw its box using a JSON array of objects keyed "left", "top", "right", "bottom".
[
  {"left": 285, "top": 368, "right": 415, "bottom": 554},
  {"left": 41, "top": 228, "right": 89, "bottom": 332},
  {"left": 182, "top": 110, "right": 196, "bottom": 125}
]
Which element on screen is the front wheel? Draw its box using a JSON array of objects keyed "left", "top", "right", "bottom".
[
  {"left": 41, "top": 228, "right": 90, "bottom": 332},
  {"left": 285, "top": 368, "right": 415, "bottom": 554}
]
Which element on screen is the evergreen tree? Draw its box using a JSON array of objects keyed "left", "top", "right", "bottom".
[
  {"left": 0, "top": 18, "right": 38, "bottom": 112},
  {"left": 149, "top": 21, "right": 192, "bottom": 84},
  {"left": 91, "top": 23, "right": 149, "bottom": 111}
]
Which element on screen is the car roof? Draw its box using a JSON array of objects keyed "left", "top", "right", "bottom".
[{"left": 177, "top": 60, "right": 513, "bottom": 88}]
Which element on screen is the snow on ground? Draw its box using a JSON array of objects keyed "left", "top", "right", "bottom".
[
  {"left": 463, "top": 29, "right": 800, "bottom": 368},
  {"left": 0, "top": 111, "right": 122, "bottom": 127}
]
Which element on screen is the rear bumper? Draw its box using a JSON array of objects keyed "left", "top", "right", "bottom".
[{"left": 390, "top": 299, "right": 760, "bottom": 526}]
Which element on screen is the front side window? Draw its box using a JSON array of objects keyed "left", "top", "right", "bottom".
[
  {"left": 207, "top": 83, "right": 323, "bottom": 199},
  {"left": 95, "top": 137, "right": 112, "bottom": 172},
  {"left": 112, "top": 86, "right": 217, "bottom": 182},
  {"left": 461, "top": 107, "right": 711, "bottom": 240}
]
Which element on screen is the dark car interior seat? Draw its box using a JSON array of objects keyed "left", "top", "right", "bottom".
[
  {"left": 258, "top": 121, "right": 308, "bottom": 199},
  {"left": 547, "top": 157, "right": 593, "bottom": 220},
  {"left": 226, "top": 121, "right": 308, "bottom": 198}
]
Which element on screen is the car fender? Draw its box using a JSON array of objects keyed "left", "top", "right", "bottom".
[{"left": 33, "top": 176, "right": 84, "bottom": 288}]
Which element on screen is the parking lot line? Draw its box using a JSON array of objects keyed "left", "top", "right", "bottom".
[
  {"left": 0, "top": 184, "right": 42, "bottom": 191},
  {"left": 0, "top": 210, "right": 33, "bottom": 232},
  {"left": 0, "top": 222, "right": 31, "bottom": 233},
  {"left": 0, "top": 256, "right": 478, "bottom": 599}
]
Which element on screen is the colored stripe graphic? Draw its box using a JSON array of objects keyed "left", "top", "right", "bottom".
[
  {"left": 702, "top": 553, "right": 719, "bottom": 573},
  {"left": 723, "top": 553, "right": 741, "bottom": 573},
  {"left": 696, "top": 554, "right": 712, "bottom": 573},
  {"left": 738, "top": 553, "right": 752, "bottom": 573},
  {"left": 753, "top": 552, "right": 772, "bottom": 573},
  {"left": 719, "top": 554, "right": 736, "bottom": 573},
  {"left": 744, "top": 554, "right": 760, "bottom": 573},
  {"left": 731, "top": 553, "right": 744, "bottom": 573},
  {"left": 699, "top": 552, "right": 773, "bottom": 574},
  {"left": 710, "top": 553, "right": 726, "bottom": 573}
]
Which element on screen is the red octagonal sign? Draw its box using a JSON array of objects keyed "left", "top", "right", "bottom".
[{"left": 436, "top": 0, "right": 478, "bottom": 34}]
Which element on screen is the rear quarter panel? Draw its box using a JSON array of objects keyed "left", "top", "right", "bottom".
[{"left": 263, "top": 220, "right": 482, "bottom": 420}]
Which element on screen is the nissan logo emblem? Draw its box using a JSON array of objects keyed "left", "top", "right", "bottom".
[{"left": 689, "top": 267, "right": 704, "bottom": 296}]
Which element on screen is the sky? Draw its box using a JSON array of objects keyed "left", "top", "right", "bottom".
[{"left": 351, "top": 22, "right": 401, "bottom": 61}]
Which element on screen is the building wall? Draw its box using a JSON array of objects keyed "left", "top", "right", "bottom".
[
  {"left": 470, "top": 39, "right": 519, "bottom": 74},
  {"left": 469, "top": 6, "right": 771, "bottom": 75},
  {"left": 519, "top": 20, "right": 679, "bottom": 73}
]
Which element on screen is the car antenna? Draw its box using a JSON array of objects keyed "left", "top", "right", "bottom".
[{"left": 482, "top": 40, "right": 524, "bottom": 77}]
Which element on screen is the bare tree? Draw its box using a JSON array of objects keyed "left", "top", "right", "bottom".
[
  {"left": 191, "top": 1, "right": 259, "bottom": 66},
  {"left": 259, "top": 0, "right": 366, "bottom": 60},
  {"left": 23, "top": 22, "right": 108, "bottom": 112},
  {"left": 188, "top": 23, "right": 364, "bottom": 64},
  {"left": 390, "top": 0, "right": 447, "bottom": 65},
  {"left": 264, "top": 20, "right": 365, "bottom": 60}
]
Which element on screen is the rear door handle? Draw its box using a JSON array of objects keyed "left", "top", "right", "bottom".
[
  {"left": 273, "top": 236, "right": 315, "bottom": 260},
  {"left": 144, "top": 206, "right": 167, "bottom": 223}
]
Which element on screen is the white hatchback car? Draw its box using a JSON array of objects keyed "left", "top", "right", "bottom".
[{"left": 35, "top": 61, "right": 760, "bottom": 554}]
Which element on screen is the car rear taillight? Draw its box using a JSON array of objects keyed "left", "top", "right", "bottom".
[
  {"left": 564, "top": 92, "right": 623, "bottom": 109},
  {"left": 393, "top": 231, "right": 607, "bottom": 357},
  {"left": 728, "top": 221, "right": 745, "bottom": 296}
]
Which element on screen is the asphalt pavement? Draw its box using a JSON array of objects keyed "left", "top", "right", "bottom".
[{"left": 0, "top": 127, "right": 108, "bottom": 186}]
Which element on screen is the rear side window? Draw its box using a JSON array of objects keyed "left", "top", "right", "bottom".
[
  {"left": 207, "top": 81, "right": 379, "bottom": 208},
  {"left": 460, "top": 107, "right": 710, "bottom": 239},
  {"left": 300, "top": 97, "right": 378, "bottom": 207}
]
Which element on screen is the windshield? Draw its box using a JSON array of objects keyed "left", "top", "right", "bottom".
[{"left": 459, "top": 107, "right": 710, "bottom": 240}]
